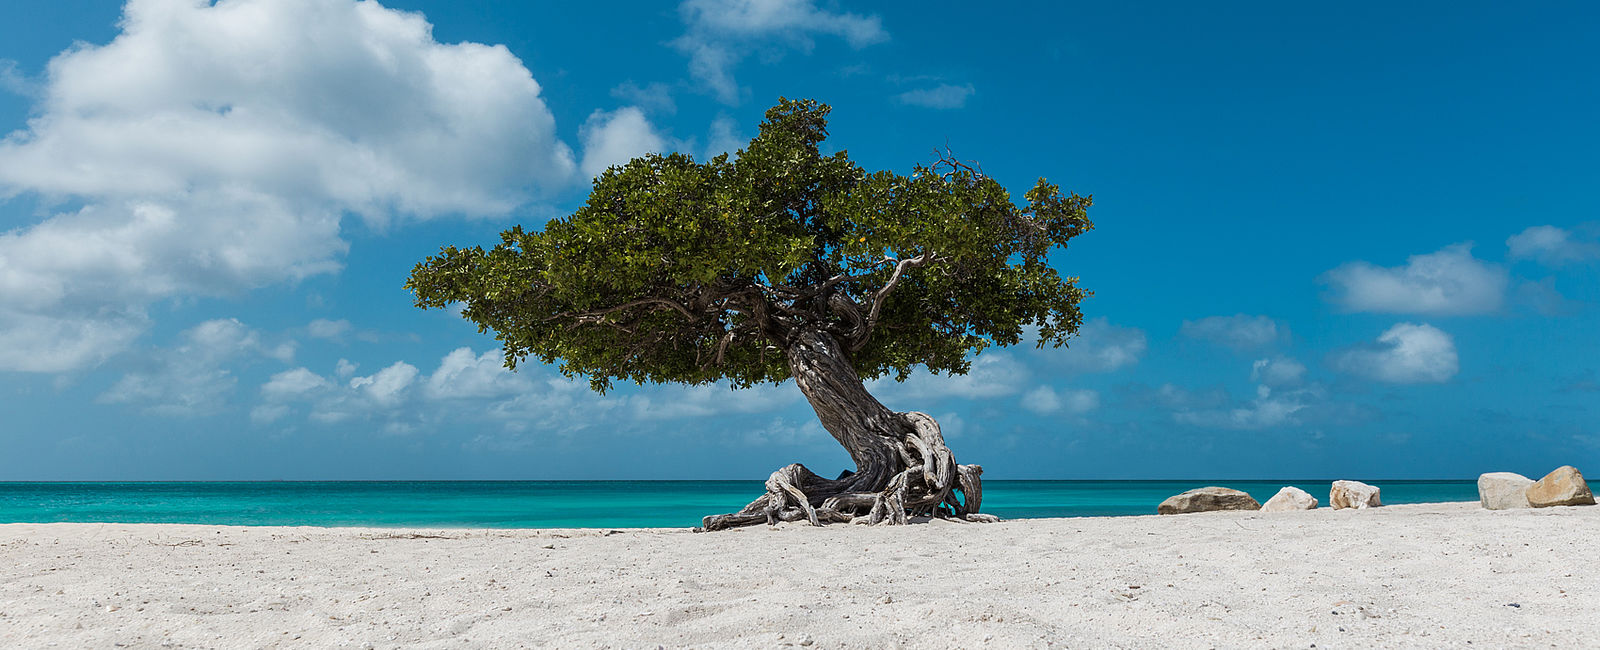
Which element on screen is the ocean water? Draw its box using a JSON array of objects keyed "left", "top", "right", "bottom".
[{"left": 0, "top": 480, "right": 1478, "bottom": 529}]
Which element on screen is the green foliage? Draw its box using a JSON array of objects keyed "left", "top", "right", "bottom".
[{"left": 406, "top": 98, "right": 1093, "bottom": 392}]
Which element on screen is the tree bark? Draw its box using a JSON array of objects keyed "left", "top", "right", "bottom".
[{"left": 701, "top": 329, "right": 994, "bottom": 531}]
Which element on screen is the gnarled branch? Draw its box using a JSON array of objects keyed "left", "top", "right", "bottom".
[{"left": 851, "top": 251, "right": 939, "bottom": 352}]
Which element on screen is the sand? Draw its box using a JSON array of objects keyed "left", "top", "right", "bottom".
[{"left": 1, "top": 502, "right": 1595, "bottom": 649}]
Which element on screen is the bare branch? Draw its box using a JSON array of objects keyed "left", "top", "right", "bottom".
[
  {"left": 933, "top": 144, "right": 987, "bottom": 182},
  {"left": 851, "top": 251, "right": 939, "bottom": 352}
]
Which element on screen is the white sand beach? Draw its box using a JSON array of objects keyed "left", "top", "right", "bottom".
[{"left": 2, "top": 502, "right": 1595, "bottom": 649}]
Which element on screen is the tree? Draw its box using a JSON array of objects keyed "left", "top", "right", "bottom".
[{"left": 406, "top": 98, "right": 1093, "bottom": 530}]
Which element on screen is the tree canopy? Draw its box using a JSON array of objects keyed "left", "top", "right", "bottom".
[{"left": 406, "top": 98, "right": 1093, "bottom": 392}]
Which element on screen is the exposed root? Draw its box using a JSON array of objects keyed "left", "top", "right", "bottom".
[{"left": 702, "top": 411, "right": 994, "bottom": 531}]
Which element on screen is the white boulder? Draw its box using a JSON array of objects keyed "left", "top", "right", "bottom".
[
  {"left": 1330, "top": 480, "right": 1381, "bottom": 510},
  {"left": 1477, "top": 472, "right": 1533, "bottom": 510},
  {"left": 1260, "top": 486, "right": 1318, "bottom": 512}
]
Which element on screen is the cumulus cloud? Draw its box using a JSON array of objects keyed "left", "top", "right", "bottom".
[
  {"left": 262, "top": 367, "right": 332, "bottom": 400},
  {"left": 424, "top": 347, "right": 532, "bottom": 400},
  {"left": 306, "top": 319, "right": 352, "bottom": 340},
  {"left": 674, "top": 0, "right": 886, "bottom": 104},
  {"left": 1181, "top": 314, "right": 1285, "bottom": 351},
  {"left": 703, "top": 114, "right": 745, "bottom": 159},
  {"left": 98, "top": 318, "right": 283, "bottom": 415},
  {"left": 1162, "top": 356, "right": 1321, "bottom": 430},
  {"left": 1319, "top": 243, "right": 1507, "bottom": 315},
  {"left": 1175, "top": 383, "right": 1319, "bottom": 431},
  {"left": 895, "top": 83, "right": 975, "bottom": 109},
  {"left": 1250, "top": 356, "right": 1306, "bottom": 387},
  {"left": 1507, "top": 225, "right": 1600, "bottom": 266},
  {"left": 869, "top": 353, "right": 1028, "bottom": 403},
  {"left": 348, "top": 361, "right": 420, "bottom": 406},
  {"left": 0, "top": 59, "right": 35, "bottom": 97},
  {"left": 1020, "top": 386, "right": 1099, "bottom": 415},
  {"left": 1030, "top": 318, "right": 1147, "bottom": 373},
  {"left": 1128, "top": 383, "right": 1230, "bottom": 410},
  {"left": 629, "top": 382, "right": 799, "bottom": 419},
  {"left": 742, "top": 416, "right": 826, "bottom": 446},
  {"left": 579, "top": 107, "right": 667, "bottom": 179},
  {"left": 254, "top": 347, "right": 796, "bottom": 434},
  {"left": 249, "top": 404, "right": 291, "bottom": 425},
  {"left": 1331, "top": 323, "right": 1458, "bottom": 384},
  {"left": 0, "top": 0, "right": 575, "bottom": 372},
  {"left": 0, "top": 312, "right": 148, "bottom": 373}
]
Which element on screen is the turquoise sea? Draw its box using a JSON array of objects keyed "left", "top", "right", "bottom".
[{"left": 0, "top": 481, "right": 1477, "bottom": 529}]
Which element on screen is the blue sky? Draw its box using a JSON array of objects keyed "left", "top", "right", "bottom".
[{"left": 0, "top": 0, "right": 1595, "bottom": 480}]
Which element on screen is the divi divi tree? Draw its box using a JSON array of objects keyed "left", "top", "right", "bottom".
[{"left": 406, "top": 99, "right": 1093, "bottom": 530}]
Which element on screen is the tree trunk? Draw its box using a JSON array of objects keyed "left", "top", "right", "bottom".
[{"left": 701, "top": 330, "right": 994, "bottom": 531}]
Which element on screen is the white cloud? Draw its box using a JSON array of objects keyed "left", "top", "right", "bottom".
[
  {"left": 266, "top": 341, "right": 296, "bottom": 363},
  {"left": 253, "top": 347, "right": 805, "bottom": 434},
  {"left": 1175, "top": 383, "right": 1317, "bottom": 431},
  {"left": 1020, "top": 386, "right": 1099, "bottom": 415},
  {"left": 742, "top": 416, "right": 826, "bottom": 446},
  {"left": 483, "top": 377, "right": 619, "bottom": 436},
  {"left": 1181, "top": 314, "right": 1284, "bottom": 351},
  {"left": 261, "top": 367, "right": 331, "bottom": 400},
  {"left": 307, "top": 319, "right": 352, "bottom": 340},
  {"left": 249, "top": 404, "right": 290, "bottom": 425},
  {"left": 1141, "top": 383, "right": 1231, "bottom": 410},
  {"left": 674, "top": 0, "right": 887, "bottom": 104},
  {"left": 0, "top": 311, "right": 147, "bottom": 373},
  {"left": 703, "top": 113, "right": 744, "bottom": 159},
  {"left": 870, "top": 353, "right": 1028, "bottom": 403},
  {"left": 628, "top": 382, "right": 798, "bottom": 419},
  {"left": 1507, "top": 225, "right": 1600, "bottom": 266},
  {"left": 1030, "top": 318, "right": 1147, "bottom": 373},
  {"left": 933, "top": 412, "right": 967, "bottom": 439},
  {"left": 579, "top": 107, "right": 667, "bottom": 179},
  {"left": 1168, "top": 356, "right": 1320, "bottom": 430},
  {"left": 424, "top": 347, "right": 529, "bottom": 400},
  {"left": 98, "top": 318, "right": 278, "bottom": 415},
  {"left": 0, "top": 0, "right": 575, "bottom": 372},
  {"left": 349, "top": 361, "right": 419, "bottom": 405},
  {"left": 895, "top": 83, "right": 975, "bottom": 109},
  {"left": 0, "top": 59, "right": 35, "bottom": 97},
  {"left": 1250, "top": 356, "right": 1306, "bottom": 387},
  {"left": 1319, "top": 243, "right": 1507, "bottom": 315},
  {"left": 1331, "top": 322, "right": 1458, "bottom": 384}
]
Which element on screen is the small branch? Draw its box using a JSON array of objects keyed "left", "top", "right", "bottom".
[
  {"left": 934, "top": 144, "right": 987, "bottom": 182},
  {"left": 554, "top": 297, "right": 698, "bottom": 323},
  {"left": 851, "top": 251, "right": 938, "bottom": 352}
]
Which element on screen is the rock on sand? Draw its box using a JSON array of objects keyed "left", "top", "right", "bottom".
[
  {"left": 1157, "top": 487, "right": 1260, "bottom": 514},
  {"left": 1260, "top": 486, "right": 1318, "bottom": 512},
  {"left": 1525, "top": 466, "right": 1596, "bottom": 508},
  {"left": 1330, "top": 480, "right": 1381, "bottom": 510},
  {"left": 1477, "top": 472, "right": 1533, "bottom": 510}
]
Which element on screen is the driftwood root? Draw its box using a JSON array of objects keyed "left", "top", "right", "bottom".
[{"left": 701, "top": 411, "right": 993, "bottom": 531}]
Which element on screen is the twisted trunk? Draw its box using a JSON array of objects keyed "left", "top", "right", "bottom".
[{"left": 701, "top": 330, "right": 993, "bottom": 531}]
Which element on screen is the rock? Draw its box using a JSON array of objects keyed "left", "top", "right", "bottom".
[
  {"left": 1260, "top": 486, "right": 1318, "bottom": 512},
  {"left": 1157, "top": 487, "right": 1260, "bottom": 514},
  {"left": 1477, "top": 472, "right": 1533, "bottom": 510},
  {"left": 1525, "top": 466, "right": 1595, "bottom": 508},
  {"left": 1329, "top": 480, "right": 1381, "bottom": 509}
]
